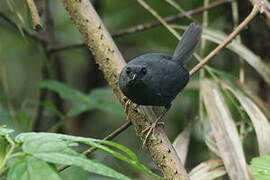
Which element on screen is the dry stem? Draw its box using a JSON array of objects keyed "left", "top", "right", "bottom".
[
  {"left": 189, "top": 5, "right": 259, "bottom": 76},
  {"left": 26, "top": 0, "right": 43, "bottom": 30}
]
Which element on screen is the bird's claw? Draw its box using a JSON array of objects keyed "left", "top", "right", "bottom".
[{"left": 142, "top": 120, "right": 164, "bottom": 147}]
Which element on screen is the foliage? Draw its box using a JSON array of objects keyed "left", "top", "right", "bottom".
[
  {"left": 39, "top": 80, "right": 125, "bottom": 117},
  {"left": 0, "top": 126, "right": 160, "bottom": 179},
  {"left": 1, "top": 0, "right": 270, "bottom": 179},
  {"left": 251, "top": 156, "right": 270, "bottom": 180}
]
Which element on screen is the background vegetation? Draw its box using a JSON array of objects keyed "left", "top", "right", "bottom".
[{"left": 0, "top": 0, "right": 270, "bottom": 179}]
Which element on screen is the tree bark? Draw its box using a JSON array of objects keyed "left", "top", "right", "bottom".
[{"left": 61, "top": 0, "right": 189, "bottom": 179}]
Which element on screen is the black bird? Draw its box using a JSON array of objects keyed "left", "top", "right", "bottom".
[{"left": 119, "top": 23, "right": 202, "bottom": 135}]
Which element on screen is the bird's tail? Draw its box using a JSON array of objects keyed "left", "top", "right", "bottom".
[{"left": 172, "top": 23, "right": 202, "bottom": 65}]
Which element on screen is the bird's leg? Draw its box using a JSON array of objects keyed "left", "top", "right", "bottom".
[{"left": 142, "top": 104, "right": 171, "bottom": 146}]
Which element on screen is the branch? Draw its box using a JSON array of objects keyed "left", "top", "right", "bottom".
[
  {"left": 58, "top": 120, "right": 132, "bottom": 172},
  {"left": 33, "top": 0, "right": 65, "bottom": 132},
  {"left": 164, "top": 0, "right": 195, "bottom": 21},
  {"left": 249, "top": 0, "right": 270, "bottom": 21},
  {"left": 189, "top": 5, "right": 259, "bottom": 76},
  {"left": 113, "top": 0, "right": 230, "bottom": 38},
  {"left": 26, "top": 0, "right": 43, "bottom": 30},
  {"left": 0, "top": 11, "right": 46, "bottom": 43},
  {"left": 61, "top": 0, "right": 188, "bottom": 179},
  {"left": 48, "top": 0, "right": 230, "bottom": 54},
  {"left": 136, "top": 0, "right": 181, "bottom": 39}
]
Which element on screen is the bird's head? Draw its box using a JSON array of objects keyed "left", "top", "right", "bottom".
[{"left": 122, "top": 65, "right": 148, "bottom": 86}]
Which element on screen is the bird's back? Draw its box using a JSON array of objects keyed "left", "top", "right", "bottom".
[{"left": 128, "top": 53, "right": 189, "bottom": 106}]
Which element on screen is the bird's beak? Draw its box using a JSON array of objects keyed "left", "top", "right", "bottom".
[
  {"left": 127, "top": 73, "right": 137, "bottom": 86},
  {"left": 131, "top": 74, "right": 136, "bottom": 80}
]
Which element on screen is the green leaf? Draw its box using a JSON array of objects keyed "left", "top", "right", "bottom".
[
  {"left": 60, "top": 166, "right": 87, "bottom": 180},
  {"left": 22, "top": 136, "right": 68, "bottom": 154},
  {"left": 251, "top": 156, "right": 270, "bottom": 180},
  {"left": 34, "top": 151, "right": 131, "bottom": 180},
  {"left": 0, "top": 126, "right": 14, "bottom": 136},
  {"left": 39, "top": 80, "right": 124, "bottom": 117},
  {"left": 16, "top": 133, "right": 131, "bottom": 180},
  {"left": 7, "top": 156, "right": 62, "bottom": 180},
  {"left": 174, "top": 25, "right": 270, "bottom": 86},
  {"left": 39, "top": 80, "right": 86, "bottom": 103},
  {"left": 16, "top": 132, "right": 161, "bottom": 179},
  {"left": 0, "top": 138, "right": 8, "bottom": 162}
]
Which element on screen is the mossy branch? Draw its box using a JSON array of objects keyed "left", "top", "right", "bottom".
[{"left": 60, "top": 0, "right": 188, "bottom": 179}]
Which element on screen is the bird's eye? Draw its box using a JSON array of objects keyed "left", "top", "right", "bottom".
[
  {"left": 141, "top": 67, "right": 147, "bottom": 74},
  {"left": 126, "top": 67, "right": 131, "bottom": 74}
]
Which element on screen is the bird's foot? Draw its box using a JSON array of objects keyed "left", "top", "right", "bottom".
[
  {"left": 123, "top": 98, "right": 132, "bottom": 116},
  {"left": 142, "top": 118, "right": 164, "bottom": 147}
]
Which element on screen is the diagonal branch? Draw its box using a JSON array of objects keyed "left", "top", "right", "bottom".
[
  {"left": 0, "top": 11, "right": 46, "bottom": 43},
  {"left": 48, "top": 0, "right": 230, "bottom": 54},
  {"left": 26, "top": 0, "right": 43, "bottom": 30},
  {"left": 58, "top": 120, "right": 132, "bottom": 172},
  {"left": 61, "top": 0, "right": 189, "bottom": 179},
  {"left": 189, "top": 5, "right": 259, "bottom": 76},
  {"left": 113, "top": 0, "right": 230, "bottom": 38},
  {"left": 136, "top": 0, "right": 181, "bottom": 39}
]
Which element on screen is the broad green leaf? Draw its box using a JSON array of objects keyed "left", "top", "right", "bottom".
[
  {"left": 16, "top": 133, "right": 137, "bottom": 162},
  {"left": 22, "top": 136, "right": 68, "bottom": 154},
  {"left": 16, "top": 132, "right": 161, "bottom": 179},
  {"left": 17, "top": 134, "right": 131, "bottom": 180},
  {"left": 7, "top": 156, "right": 61, "bottom": 180},
  {"left": 60, "top": 166, "right": 87, "bottom": 180},
  {"left": 0, "top": 126, "right": 14, "bottom": 136},
  {"left": 174, "top": 25, "right": 270, "bottom": 86},
  {"left": 251, "top": 156, "right": 270, "bottom": 180},
  {"left": 39, "top": 80, "right": 86, "bottom": 103},
  {"left": 39, "top": 80, "right": 124, "bottom": 117},
  {"left": 201, "top": 80, "right": 250, "bottom": 180},
  {"left": 35, "top": 150, "right": 130, "bottom": 180}
]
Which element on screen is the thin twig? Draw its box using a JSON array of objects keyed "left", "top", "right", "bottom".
[
  {"left": 48, "top": 43, "right": 85, "bottom": 54},
  {"left": 198, "top": 0, "right": 209, "bottom": 141},
  {"left": 0, "top": 11, "right": 46, "bottom": 43},
  {"left": 33, "top": 0, "right": 64, "bottom": 131},
  {"left": 249, "top": 0, "right": 270, "bottom": 21},
  {"left": 58, "top": 120, "right": 132, "bottom": 172},
  {"left": 48, "top": 0, "right": 230, "bottom": 54},
  {"left": 231, "top": 1, "right": 245, "bottom": 83},
  {"left": 164, "top": 0, "right": 194, "bottom": 21},
  {"left": 189, "top": 6, "right": 259, "bottom": 76},
  {"left": 26, "top": 0, "right": 43, "bottom": 30},
  {"left": 114, "top": 0, "right": 230, "bottom": 38},
  {"left": 139, "top": 0, "right": 181, "bottom": 39}
]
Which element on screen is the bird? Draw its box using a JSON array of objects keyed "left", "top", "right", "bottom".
[{"left": 119, "top": 23, "right": 202, "bottom": 140}]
